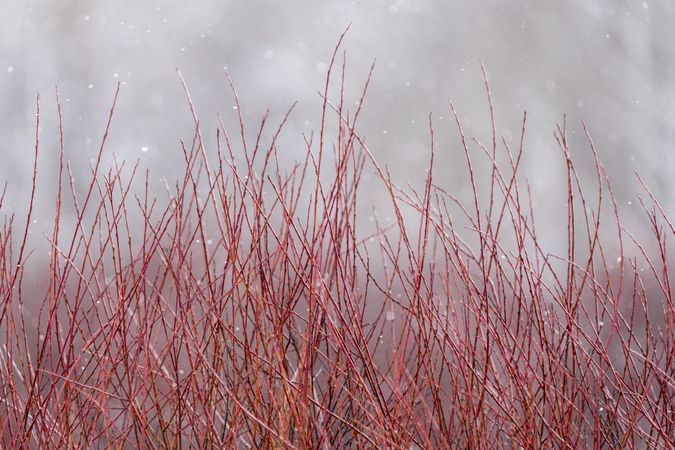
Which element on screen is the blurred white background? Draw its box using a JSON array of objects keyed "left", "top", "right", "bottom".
[{"left": 1, "top": 0, "right": 673, "bottom": 255}]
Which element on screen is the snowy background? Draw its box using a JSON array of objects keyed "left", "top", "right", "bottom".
[{"left": 1, "top": 0, "right": 673, "bottom": 254}]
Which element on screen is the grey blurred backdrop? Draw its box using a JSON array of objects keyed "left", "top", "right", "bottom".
[{"left": 1, "top": 0, "right": 673, "bottom": 256}]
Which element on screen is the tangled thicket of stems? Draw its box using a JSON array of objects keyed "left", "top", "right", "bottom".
[{"left": 1, "top": 41, "right": 672, "bottom": 449}]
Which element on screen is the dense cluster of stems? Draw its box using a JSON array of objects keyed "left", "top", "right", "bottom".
[{"left": 1, "top": 39, "right": 672, "bottom": 448}]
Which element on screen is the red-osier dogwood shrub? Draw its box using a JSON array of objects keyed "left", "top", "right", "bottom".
[{"left": 1, "top": 39, "right": 672, "bottom": 449}]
